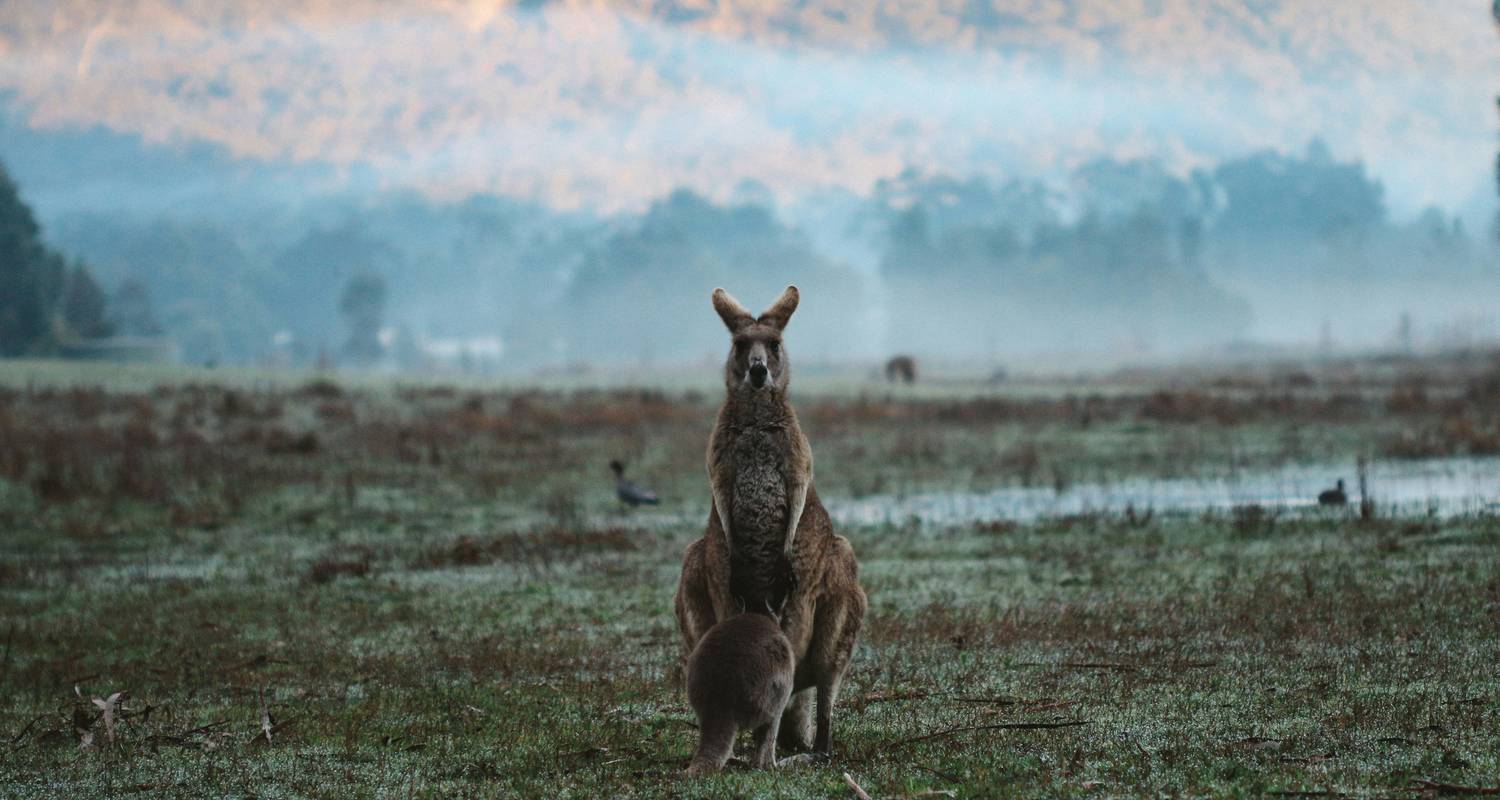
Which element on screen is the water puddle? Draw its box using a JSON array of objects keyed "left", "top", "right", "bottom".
[{"left": 827, "top": 456, "right": 1500, "bottom": 526}]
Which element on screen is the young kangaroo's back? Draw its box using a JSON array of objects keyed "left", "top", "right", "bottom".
[{"left": 685, "top": 612, "right": 795, "bottom": 775}]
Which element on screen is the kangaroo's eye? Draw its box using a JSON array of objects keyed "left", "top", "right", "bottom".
[{"left": 767, "top": 342, "right": 780, "bottom": 355}]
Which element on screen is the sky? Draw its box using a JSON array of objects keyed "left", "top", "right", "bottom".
[{"left": 0, "top": 0, "right": 1496, "bottom": 223}]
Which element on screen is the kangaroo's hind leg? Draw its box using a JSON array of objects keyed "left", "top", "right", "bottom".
[
  {"left": 777, "top": 688, "right": 815, "bottom": 751},
  {"left": 750, "top": 716, "right": 781, "bottom": 769},
  {"left": 809, "top": 538, "right": 867, "bottom": 754}
]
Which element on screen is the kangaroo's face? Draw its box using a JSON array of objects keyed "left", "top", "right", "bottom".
[
  {"left": 712, "top": 286, "right": 799, "bottom": 394},
  {"left": 730, "top": 327, "right": 784, "bottom": 390}
]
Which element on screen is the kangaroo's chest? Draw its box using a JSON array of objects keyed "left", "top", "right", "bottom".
[{"left": 728, "top": 430, "right": 788, "bottom": 546}]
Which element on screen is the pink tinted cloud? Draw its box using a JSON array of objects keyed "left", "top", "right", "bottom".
[{"left": 0, "top": 0, "right": 1492, "bottom": 214}]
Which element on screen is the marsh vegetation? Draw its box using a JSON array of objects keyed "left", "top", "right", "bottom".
[{"left": 1, "top": 354, "right": 1498, "bottom": 797}]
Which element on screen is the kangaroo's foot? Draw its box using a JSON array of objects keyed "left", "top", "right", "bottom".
[{"left": 776, "top": 752, "right": 830, "bottom": 768}]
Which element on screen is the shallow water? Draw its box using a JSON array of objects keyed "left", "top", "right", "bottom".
[{"left": 826, "top": 456, "right": 1500, "bottom": 526}]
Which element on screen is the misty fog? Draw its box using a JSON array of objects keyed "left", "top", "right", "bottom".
[{"left": 0, "top": 1, "right": 1496, "bottom": 374}]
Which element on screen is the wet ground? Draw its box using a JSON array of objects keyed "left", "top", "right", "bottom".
[{"left": 828, "top": 455, "right": 1500, "bottom": 525}]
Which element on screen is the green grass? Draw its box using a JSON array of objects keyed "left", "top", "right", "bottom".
[{"left": 2, "top": 360, "right": 1499, "bottom": 797}]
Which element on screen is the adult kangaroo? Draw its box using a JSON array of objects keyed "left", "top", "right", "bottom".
[{"left": 674, "top": 285, "right": 866, "bottom": 755}]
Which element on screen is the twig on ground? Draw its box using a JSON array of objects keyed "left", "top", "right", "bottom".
[
  {"left": 0, "top": 624, "right": 14, "bottom": 687},
  {"left": 9, "top": 713, "right": 52, "bottom": 746},
  {"left": 92, "top": 691, "right": 125, "bottom": 745},
  {"left": 844, "top": 772, "right": 873, "bottom": 800},
  {"left": 257, "top": 686, "right": 273, "bottom": 745},
  {"left": 179, "top": 719, "right": 231, "bottom": 737},
  {"left": 915, "top": 763, "right": 961, "bottom": 783}
]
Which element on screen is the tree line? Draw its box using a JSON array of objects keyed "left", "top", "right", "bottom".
[{"left": 3, "top": 138, "right": 1491, "bottom": 368}]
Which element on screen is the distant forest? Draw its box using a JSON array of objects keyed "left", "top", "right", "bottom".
[{"left": 1, "top": 140, "right": 1491, "bottom": 370}]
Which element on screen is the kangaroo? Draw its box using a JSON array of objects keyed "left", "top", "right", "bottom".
[
  {"left": 674, "top": 285, "right": 866, "bottom": 755},
  {"left": 884, "top": 355, "right": 917, "bottom": 385},
  {"left": 684, "top": 606, "right": 795, "bottom": 775}
]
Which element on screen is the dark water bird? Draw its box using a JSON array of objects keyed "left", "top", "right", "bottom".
[
  {"left": 1318, "top": 479, "right": 1348, "bottom": 506},
  {"left": 610, "top": 460, "right": 660, "bottom": 507}
]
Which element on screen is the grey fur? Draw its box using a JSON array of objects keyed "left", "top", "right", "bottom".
[{"left": 684, "top": 612, "right": 795, "bottom": 775}]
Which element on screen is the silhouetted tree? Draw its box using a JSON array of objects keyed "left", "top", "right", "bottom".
[
  {"left": 61, "top": 265, "right": 114, "bottom": 339},
  {"left": 339, "top": 272, "right": 387, "bottom": 365},
  {"left": 0, "top": 164, "right": 67, "bottom": 355},
  {"left": 876, "top": 166, "right": 1253, "bottom": 356},
  {"left": 1213, "top": 141, "right": 1385, "bottom": 247},
  {"left": 275, "top": 223, "right": 400, "bottom": 346},
  {"left": 51, "top": 215, "right": 275, "bottom": 363}
]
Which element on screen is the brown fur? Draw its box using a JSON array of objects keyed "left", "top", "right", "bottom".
[
  {"left": 675, "top": 285, "right": 867, "bottom": 754},
  {"left": 684, "top": 612, "right": 795, "bottom": 775}
]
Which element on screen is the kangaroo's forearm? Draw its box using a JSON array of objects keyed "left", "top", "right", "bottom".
[
  {"left": 711, "top": 484, "right": 734, "bottom": 549},
  {"left": 783, "top": 481, "right": 808, "bottom": 558}
]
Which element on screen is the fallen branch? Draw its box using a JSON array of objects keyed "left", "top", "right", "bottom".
[
  {"left": 9, "top": 713, "right": 55, "bottom": 748},
  {"left": 843, "top": 772, "right": 873, "bottom": 800},
  {"left": 178, "top": 719, "right": 231, "bottom": 737},
  {"left": 1412, "top": 779, "right": 1500, "bottom": 796}
]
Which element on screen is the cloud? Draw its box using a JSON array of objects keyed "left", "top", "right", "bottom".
[{"left": 0, "top": 0, "right": 1493, "bottom": 215}]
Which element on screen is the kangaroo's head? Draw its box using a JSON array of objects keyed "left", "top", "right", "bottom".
[{"left": 711, "top": 285, "right": 799, "bottom": 395}]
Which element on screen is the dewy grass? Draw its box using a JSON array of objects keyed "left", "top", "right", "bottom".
[{"left": 2, "top": 359, "right": 1499, "bottom": 797}]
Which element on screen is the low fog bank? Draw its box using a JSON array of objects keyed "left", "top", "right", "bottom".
[{"left": 6, "top": 140, "right": 1497, "bottom": 375}]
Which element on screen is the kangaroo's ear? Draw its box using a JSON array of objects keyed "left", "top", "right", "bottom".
[
  {"left": 758, "top": 285, "right": 799, "bottom": 330},
  {"left": 712, "top": 288, "right": 754, "bottom": 332}
]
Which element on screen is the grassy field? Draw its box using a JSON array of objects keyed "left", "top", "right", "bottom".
[{"left": 2, "top": 355, "right": 1499, "bottom": 798}]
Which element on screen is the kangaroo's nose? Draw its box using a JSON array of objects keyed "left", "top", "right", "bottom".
[{"left": 749, "top": 362, "right": 768, "bottom": 385}]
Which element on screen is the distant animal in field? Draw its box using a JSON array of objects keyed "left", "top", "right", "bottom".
[
  {"left": 1318, "top": 479, "right": 1347, "bottom": 506},
  {"left": 610, "top": 460, "right": 659, "bottom": 507},
  {"left": 675, "top": 285, "right": 866, "bottom": 756},
  {"left": 885, "top": 355, "right": 917, "bottom": 384},
  {"left": 684, "top": 608, "right": 795, "bottom": 775}
]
